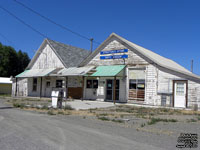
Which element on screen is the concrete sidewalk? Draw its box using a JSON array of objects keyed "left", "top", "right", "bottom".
[{"left": 62, "top": 100, "right": 115, "bottom": 110}]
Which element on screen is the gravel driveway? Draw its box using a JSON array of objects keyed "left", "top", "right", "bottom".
[{"left": 0, "top": 98, "right": 198, "bottom": 150}]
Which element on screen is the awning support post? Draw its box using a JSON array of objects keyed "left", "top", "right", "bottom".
[
  {"left": 113, "top": 76, "right": 116, "bottom": 104},
  {"left": 82, "top": 76, "right": 85, "bottom": 101},
  {"left": 15, "top": 78, "right": 18, "bottom": 97},
  {"left": 40, "top": 77, "right": 42, "bottom": 98}
]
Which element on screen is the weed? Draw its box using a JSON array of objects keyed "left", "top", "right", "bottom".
[
  {"left": 140, "top": 123, "right": 146, "bottom": 127},
  {"left": 111, "top": 119, "right": 124, "bottom": 123},
  {"left": 64, "top": 105, "right": 74, "bottom": 110},
  {"left": 58, "top": 111, "right": 64, "bottom": 115},
  {"left": 187, "top": 119, "right": 197, "bottom": 122},
  {"left": 147, "top": 118, "right": 177, "bottom": 125},
  {"left": 98, "top": 116, "right": 110, "bottom": 121},
  {"left": 13, "top": 103, "right": 25, "bottom": 108},
  {"left": 83, "top": 116, "right": 86, "bottom": 119},
  {"left": 42, "top": 105, "right": 49, "bottom": 110},
  {"left": 197, "top": 116, "right": 200, "bottom": 121},
  {"left": 47, "top": 110, "right": 56, "bottom": 115},
  {"left": 99, "top": 113, "right": 109, "bottom": 116}
]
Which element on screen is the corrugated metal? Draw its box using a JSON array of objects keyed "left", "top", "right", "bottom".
[
  {"left": 56, "top": 66, "right": 94, "bottom": 76},
  {"left": 91, "top": 65, "right": 125, "bottom": 77},
  {"left": 16, "top": 68, "right": 56, "bottom": 78}
]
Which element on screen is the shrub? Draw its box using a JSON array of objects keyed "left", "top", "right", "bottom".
[
  {"left": 147, "top": 118, "right": 177, "bottom": 125},
  {"left": 64, "top": 105, "right": 74, "bottom": 110},
  {"left": 47, "top": 110, "right": 56, "bottom": 115},
  {"left": 98, "top": 116, "right": 110, "bottom": 121}
]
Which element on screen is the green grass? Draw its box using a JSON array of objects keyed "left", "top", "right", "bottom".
[{"left": 147, "top": 118, "right": 177, "bottom": 125}]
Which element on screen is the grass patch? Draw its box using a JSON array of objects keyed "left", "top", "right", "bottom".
[
  {"left": 140, "top": 123, "right": 146, "bottom": 127},
  {"left": 47, "top": 110, "right": 56, "bottom": 115},
  {"left": 187, "top": 119, "right": 197, "bottom": 122},
  {"left": 97, "top": 116, "right": 110, "bottom": 121},
  {"left": 147, "top": 118, "right": 177, "bottom": 125},
  {"left": 64, "top": 105, "right": 74, "bottom": 110},
  {"left": 111, "top": 119, "right": 124, "bottom": 123},
  {"left": 13, "top": 103, "right": 25, "bottom": 109}
]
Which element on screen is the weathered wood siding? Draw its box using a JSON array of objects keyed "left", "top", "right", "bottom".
[
  {"left": 87, "top": 40, "right": 148, "bottom": 66},
  {"left": 157, "top": 69, "right": 200, "bottom": 108},
  {"left": 83, "top": 76, "right": 126, "bottom": 102},
  {"left": 32, "top": 44, "right": 64, "bottom": 69},
  {"left": 12, "top": 78, "right": 28, "bottom": 97}
]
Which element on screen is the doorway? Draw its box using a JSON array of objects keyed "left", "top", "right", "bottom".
[
  {"left": 106, "top": 79, "right": 119, "bottom": 101},
  {"left": 173, "top": 80, "right": 188, "bottom": 108}
]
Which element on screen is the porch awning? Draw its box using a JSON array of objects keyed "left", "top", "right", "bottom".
[
  {"left": 90, "top": 65, "right": 126, "bottom": 77},
  {"left": 16, "top": 68, "right": 56, "bottom": 78},
  {"left": 56, "top": 66, "right": 95, "bottom": 76}
]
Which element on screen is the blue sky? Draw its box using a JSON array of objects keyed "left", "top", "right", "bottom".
[{"left": 0, "top": 0, "right": 200, "bottom": 74}]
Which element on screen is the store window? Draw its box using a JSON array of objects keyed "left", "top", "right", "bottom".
[
  {"left": 129, "top": 68, "right": 145, "bottom": 100},
  {"left": 56, "top": 80, "right": 63, "bottom": 88},
  {"left": 46, "top": 81, "right": 50, "bottom": 88},
  {"left": 86, "top": 80, "right": 98, "bottom": 88},
  {"left": 32, "top": 78, "right": 37, "bottom": 91}
]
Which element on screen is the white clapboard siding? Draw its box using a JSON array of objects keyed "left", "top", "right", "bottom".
[{"left": 32, "top": 44, "right": 64, "bottom": 69}]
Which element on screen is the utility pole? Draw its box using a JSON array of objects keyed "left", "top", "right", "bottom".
[
  {"left": 90, "top": 38, "right": 94, "bottom": 53},
  {"left": 191, "top": 59, "right": 193, "bottom": 73}
]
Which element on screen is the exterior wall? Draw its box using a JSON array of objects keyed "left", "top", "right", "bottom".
[
  {"left": 85, "top": 39, "right": 147, "bottom": 103},
  {"left": 31, "top": 44, "right": 64, "bottom": 69},
  {"left": 12, "top": 78, "right": 28, "bottom": 97},
  {"left": 28, "top": 77, "right": 67, "bottom": 98},
  {"left": 83, "top": 76, "right": 126, "bottom": 102},
  {"left": 0, "top": 84, "right": 12, "bottom": 94},
  {"left": 87, "top": 40, "right": 148, "bottom": 66},
  {"left": 156, "top": 69, "right": 200, "bottom": 108}
]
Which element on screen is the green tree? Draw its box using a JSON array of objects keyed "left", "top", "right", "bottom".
[{"left": 0, "top": 43, "right": 30, "bottom": 77}]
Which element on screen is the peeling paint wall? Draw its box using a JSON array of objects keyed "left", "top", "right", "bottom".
[{"left": 32, "top": 44, "right": 64, "bottom": 69}]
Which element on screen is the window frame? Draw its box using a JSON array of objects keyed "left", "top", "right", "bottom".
[
  {"left": 32, "top": 78, "right": 37, "bottom": 92},
  {"left": 56, "top": 80, "right": 63, "bottom": 88},
  {"left": 86, "top": 79, "right": 98, "bottom": 89}
]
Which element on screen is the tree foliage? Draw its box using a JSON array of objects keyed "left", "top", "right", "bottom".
[{"left": 0, "top": 43, "right": 30, "bottom": 77}]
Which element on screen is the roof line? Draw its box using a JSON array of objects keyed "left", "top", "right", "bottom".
[
  {"left": 46, "top": 39, "right": 68, "bottom": 68},
  {"left": 79, "top": 33, "right": 200, "bottom": 82}
]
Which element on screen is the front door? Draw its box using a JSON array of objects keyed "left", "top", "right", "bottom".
[
  {"left": 106, "top": 79, "right": 119, "bottom": 101},
  {"left": 45, "top": 81, "right": 51, "bottom": 97},
  {"left": 174, "top": 81, "right": 187, "bottom": 108}
]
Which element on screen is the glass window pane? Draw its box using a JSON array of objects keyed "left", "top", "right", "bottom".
[
  {"left": 93, "top": 80, "right": 98, "bottom": 88},
  {"left": 86, "top": 80, "right": 92, "bottom": 88}
]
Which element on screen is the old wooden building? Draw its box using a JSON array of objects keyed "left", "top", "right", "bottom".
[
  {"left": 13, "top": 33, "right": 200, "bottom": 108},
  {"left": 12, "top": 38, "right": 90, "bottom": 98}
]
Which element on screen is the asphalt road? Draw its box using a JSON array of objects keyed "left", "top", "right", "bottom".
[{"left": 0, "top": 99, "right": 178, "bottom": 150}]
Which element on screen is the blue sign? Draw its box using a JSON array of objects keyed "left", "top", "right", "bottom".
[
  {"left": 100, "top": 54, "right": 128, "bottom": 60},
  {"left": 100, "top": 49, "right": 128, "bottom": 55}
]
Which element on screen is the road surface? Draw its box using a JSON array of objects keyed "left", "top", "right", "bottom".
[{"left": 0, "top": 99, "right": 178, "bottom": 150}]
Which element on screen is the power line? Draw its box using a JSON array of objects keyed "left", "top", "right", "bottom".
[
  {"left": 0, "top": 5, "right": 47, "bottom": 38},
  {"left": 13, "top": 0, "right": 100, "bottom": 45},
  {"left": 0, "top": 32, "right": 16, "bottom": 47}
]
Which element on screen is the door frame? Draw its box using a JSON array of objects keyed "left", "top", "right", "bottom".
[
  {"left": 172, "top": 80, "right": 188, "bottom": 108},
  {"left": 106, "top": 79, "right": 120, "bottom": 101}
]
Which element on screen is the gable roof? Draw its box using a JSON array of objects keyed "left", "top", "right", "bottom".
[
  {"left": 27, "top": 39, "right": 90, "bottom": 69},
  {"left": 80, "top": 33, "right": 200, "bottom": 82}
]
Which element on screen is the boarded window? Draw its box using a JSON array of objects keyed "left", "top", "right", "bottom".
[
  {"left": 56, "top": 80, "right": 62, "bottom": 88},
  {"left": 32, "top": 78, "right": 37, "bottom": 91}
]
